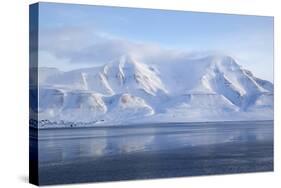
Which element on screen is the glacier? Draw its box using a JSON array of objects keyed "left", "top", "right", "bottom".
[{"left": 30, "top": 54, "right": 273, "bottom": 128}]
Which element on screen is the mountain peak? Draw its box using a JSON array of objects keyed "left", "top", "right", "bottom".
[{"left": 209, "top": 55, "right": 241, "bottom": 70}]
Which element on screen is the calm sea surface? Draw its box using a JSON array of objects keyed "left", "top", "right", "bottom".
[{"left": 30, "top": 121, "right": 273, "bottom": 185}]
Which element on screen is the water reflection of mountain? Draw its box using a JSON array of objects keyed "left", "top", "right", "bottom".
[{"left": 37, "top": 121, "right": 273, "bottom": 165}]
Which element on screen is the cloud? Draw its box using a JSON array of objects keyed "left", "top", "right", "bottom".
[
  {"left": 39, "top": 26, "right": 194, "bottom": 66},
  {"left": 38, "top": 25, "right": 273, "bottom": 81}
]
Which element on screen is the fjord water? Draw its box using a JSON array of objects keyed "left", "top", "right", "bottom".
[{"left": 32, "top": 121, "right": 273, "bottom": 185}]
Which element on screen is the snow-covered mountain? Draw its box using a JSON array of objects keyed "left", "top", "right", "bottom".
[{"left": 31, "top": 54, "right": 273, "bottom": 127}]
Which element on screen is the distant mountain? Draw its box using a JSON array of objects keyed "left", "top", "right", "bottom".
[{"left": 31, "top": 54, "right": 273, "bottom": 127}]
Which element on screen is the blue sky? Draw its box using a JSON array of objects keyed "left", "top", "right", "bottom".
[{"left": 38, "top": 2, "right": 274, "bottom": 81}]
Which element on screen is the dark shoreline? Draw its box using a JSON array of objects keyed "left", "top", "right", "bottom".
[{"left": 30, "top": 119, "right": 274, "bottom": 130}]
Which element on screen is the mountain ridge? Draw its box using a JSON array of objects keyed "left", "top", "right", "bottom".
[{"left": 32, "top": 54, "right": 273, "bottom": 127}]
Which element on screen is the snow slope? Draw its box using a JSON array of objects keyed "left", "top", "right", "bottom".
[{"left": 32, "top": 54, "right": 273, "bottom": 128}]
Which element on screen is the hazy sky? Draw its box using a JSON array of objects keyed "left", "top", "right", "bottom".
[{"left": 37, "top": 2, "right": 274, "bottom": 81}]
